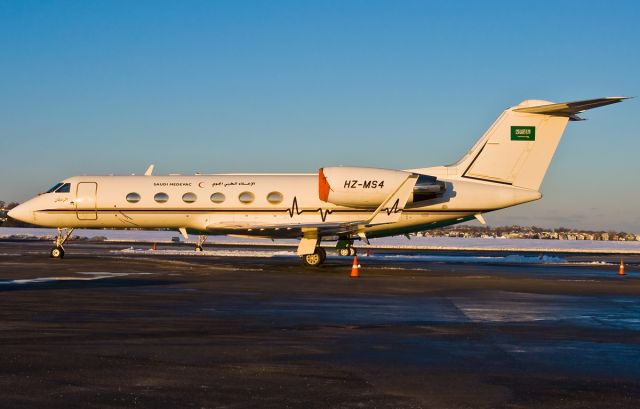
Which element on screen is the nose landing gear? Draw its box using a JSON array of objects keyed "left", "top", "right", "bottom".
[
  {"left": 195, "top": 234, "right": 208, "bottom": 252},
  {"left": 50, "top": 228, "right": 74, "bottom": 259}
]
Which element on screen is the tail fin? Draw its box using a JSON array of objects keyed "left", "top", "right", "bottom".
[{"left": 453, "top": 97, "right": 627, "bottom": 191}]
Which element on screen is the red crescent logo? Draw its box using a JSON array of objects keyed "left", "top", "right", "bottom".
[{"left": 198, "top": 181, "right": 205, "bottom": 188}]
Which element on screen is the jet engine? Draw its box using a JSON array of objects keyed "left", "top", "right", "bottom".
[{"left": 319, "top": 167, "right": 444, "bottom": 208}]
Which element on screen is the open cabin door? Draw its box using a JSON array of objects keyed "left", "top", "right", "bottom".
[{"left": 76, "top": 182, "right": 97, "bottom": 220}]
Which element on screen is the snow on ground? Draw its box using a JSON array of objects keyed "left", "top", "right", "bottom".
[
  {"left": 0, "top": 272, "right": 130, "bottom": 285},
  {"left": 362, "top": 235, "right": 640, "bottom": 254},
  {"left": 364, "top": 253, "right": 568, "bottom": 264},
  {"left": 115, "top": 247, "right": 296, "bottom": 258},
  {"left": 111, "top": 248, "right": 619, "bottom": 266},
  {"left": 0, "top": 227, "right": 298, "bottom": 245},
  {"left": 2, "top": 227, "right": 640, "bottom": 254}
]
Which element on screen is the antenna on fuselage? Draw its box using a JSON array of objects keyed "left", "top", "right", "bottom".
[{"left": 144, "top": 164, "right": 155, "bottom": 176}]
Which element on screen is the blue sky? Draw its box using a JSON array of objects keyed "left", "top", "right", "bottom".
[{"left": 1, "top": 1, "right": 638, "bottom": 231}]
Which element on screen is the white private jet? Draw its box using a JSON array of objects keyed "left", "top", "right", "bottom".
[{"left": 9, "top": 97, "right": 626, "bottom": 266}]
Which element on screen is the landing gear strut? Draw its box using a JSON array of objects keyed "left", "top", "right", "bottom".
[
  {"left": 301, "top": 247, "right": 326, "bottom": 267},
  {"left": 195, "top": 234, "right": 208, "bottom": 252},
  {"left": 50, "top": 228, "right": 74, "bottom": 259}
]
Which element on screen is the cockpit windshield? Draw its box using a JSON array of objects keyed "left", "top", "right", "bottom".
[
  {"left": 46, "top": 183, "right": 63, "bottom": 193},
  {"left": 45, "top": 183, "right": 70, "bottom": 193},
  {"left": 56, "top": 183, "right": 71, "bottom": 193}
]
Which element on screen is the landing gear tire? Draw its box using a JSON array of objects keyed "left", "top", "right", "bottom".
[
  {"left": 339, "top": 247, "right": 356, "bottom": 256},
  {"left": 302, "top": 247, "right": 326, "bottom": 267},
  {"left": 195, "top": 235, "right": 208, "bottom": 252},
  {"left": 50, "top": 228, "right": 73, "bottom": 259},
  {"left": 317, "top": 247, "right": 327, "bottom": 263},
  {"left": 50, "top": 247, "right": 64, "bottom": 259}
]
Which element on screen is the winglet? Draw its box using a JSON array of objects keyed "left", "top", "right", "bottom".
[
  {"left": 513, "top": 97, "right": 629, "bottom": 121},
  {"left": 144, "top": 164, "right": 155, "bottom": 176}
]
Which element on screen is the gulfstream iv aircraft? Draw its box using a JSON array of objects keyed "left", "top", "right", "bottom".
[{"left": 9, "top": 97, "right": 626, "bottom": 266}]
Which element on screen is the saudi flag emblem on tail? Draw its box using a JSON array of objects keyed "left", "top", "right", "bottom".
[{"left": 511, "top": 126, "right": 535, "bottom": 141}]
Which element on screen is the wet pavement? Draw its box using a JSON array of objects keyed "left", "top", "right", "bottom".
[{"left": 0, "top": 241, "right": 639, "bottom": 408}]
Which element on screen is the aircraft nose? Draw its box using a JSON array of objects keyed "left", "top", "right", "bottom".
[{"left": 7, "top": 204, "right": 32, "bottom": 223}]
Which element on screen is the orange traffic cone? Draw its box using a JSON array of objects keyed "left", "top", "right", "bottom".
[
  {"left": 619, "top": 259, "right": 625, "bottom": 276},
  {"left": 351, "top": 256, "right": 361, "bottom": 277}
]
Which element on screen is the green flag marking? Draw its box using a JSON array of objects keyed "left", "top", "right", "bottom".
[{"left": 511, "top": 126, "right": 535, "bottom": 141}]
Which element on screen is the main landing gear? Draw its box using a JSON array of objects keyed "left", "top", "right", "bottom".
[
  {"left": 195, "top": 234, "right": 208, "bottom": 252},
  {"left": 301, "top": 247, "right": 326, "bottom": 267},
  {"left": 338, "top": 246, "right": 357, "bottom": 257},
  {"left": 50, "top": 228, "right": 74, "bottom": 259},
  {"left": 299, "top": 242, "right": 356, "bottom": 267}
]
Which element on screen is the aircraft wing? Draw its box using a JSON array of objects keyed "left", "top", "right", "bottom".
[{"left": 207, "top": 217, "right": 391, "bottom": 239}]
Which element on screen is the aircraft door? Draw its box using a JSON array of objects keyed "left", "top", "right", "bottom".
[{"left": 76, "top": 182, "right": 98, "bottom": 220}]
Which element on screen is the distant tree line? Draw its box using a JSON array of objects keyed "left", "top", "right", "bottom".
[{"left": 421, "top": 224, "right": 639, "bottom": 241}]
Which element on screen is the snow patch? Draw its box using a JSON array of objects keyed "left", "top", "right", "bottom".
[
  {"left": 362, "top": 253, "right": 567, "bottom": 264},
  {"left": 3, "top": 227, "right": 640, "bottom": 254},
  {"left": 0, "top": 272, "right": 129, "bottom": 285},
  {"left": 112, "top": 248, "right": 572, "bottom": 265},
  {"left": 113, "top": 247, "right": 296, "bottom": 258}
]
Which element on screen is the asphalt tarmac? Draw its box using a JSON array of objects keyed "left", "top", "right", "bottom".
[{"left": 1, "top": 241, "right": 639, "bottom": 408}]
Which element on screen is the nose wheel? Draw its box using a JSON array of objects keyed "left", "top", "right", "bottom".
[
  {"left": 49, "top": 228, "right": 74, "bottom": 259},
  {"left": 301, "top": 247, "right": 326, "bottom": 267},
  {"left": 195, "top": 234, "right": 208, "bottom": 252},
  {"left": 50, "top": 247, "right": 64, "bottom": 258}
]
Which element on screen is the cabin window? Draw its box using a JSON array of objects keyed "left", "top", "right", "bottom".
[
  {"left": 154, "top": 192, "right": 169, "bottom": 203},
  {"left": 238, "top": 191, "right": 254, "bottom": 204},
  {"left": 210, "top": 192, "right": 225, "bottom": 203},
  {"left": 267, "top": 191, "right": 283, "bottom": 204},
  {"left": 55, "top": 183, "right": 71, "bottom": 193},
  {"left": 182, "top": 192, "right": 197, "bottom": 203},
  {"left": 46, "top": 183, "right": 63, "bottom": 193},
  {"left": 126, "top": 192, "right": 141, "bottom": 203}
]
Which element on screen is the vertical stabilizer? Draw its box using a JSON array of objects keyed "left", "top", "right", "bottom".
[{"left": 452, "top": 97, "right": 627, "bottom": 191}]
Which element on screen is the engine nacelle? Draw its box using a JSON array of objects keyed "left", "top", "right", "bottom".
[{"left": 319, "top": 167, "right": 444, "bottom": 208}]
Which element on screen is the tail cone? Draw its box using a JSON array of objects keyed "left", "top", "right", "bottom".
[{"left": 619, "top": 259, "right": 625, "bottom": 276}]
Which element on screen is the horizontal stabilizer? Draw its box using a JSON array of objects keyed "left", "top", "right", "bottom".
[{"left": 513, "top": 97, "right": 628, "bottom": 120}]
